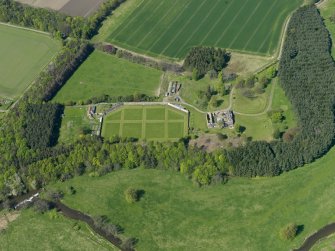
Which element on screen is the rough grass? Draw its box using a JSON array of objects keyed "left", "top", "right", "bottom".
[
  {"left": 234, "top": 113, "right": 273, "bottom": 141},
  {"left": 0, "top": 24, "right": 60, "bottom": 99},
  {"left": 49, "top": 146, "right": 335, "bottom": 250},
  {"left": 107, "top": 0, "right": 303, "bottom": 59},
  {"left": 102, "top": 105, "right": 188, "bottom": 140},
  {"left": 232, "top": 82, "right": 272, "bottom": 114},
  {"left": 171, "top": 73, "right": 230, "bottom": 111},
  {"left": 53, "top": 51, "right": 162, "bottom": 103},
  {"left": 311, "top": 233, "right": 335, "bottom": 251},
  {"left": 271, "top": 82, "right": 297, "bottom": 129},
  {"left": 58, "top": 106, "right": 99, "bottom": 144},
  {"left": 0, "top": 209, "right": 116, "bottom": 251}
]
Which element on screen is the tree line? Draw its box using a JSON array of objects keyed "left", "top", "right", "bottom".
[
  {"left": 183, "top": 46, "right": 230, "bottom": 79},
  {"left": 226, "top": 5, "right": 335, "bottom": 176},
  {"left": 0, "top": 0, "right": 126, "bottom": 39}
]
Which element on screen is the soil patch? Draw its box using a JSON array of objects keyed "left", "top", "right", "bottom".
[{"left": 0, "top": 212, "right": 20, "bottom": 231}]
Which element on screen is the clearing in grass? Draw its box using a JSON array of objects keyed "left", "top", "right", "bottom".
[
  {"left": 107, "top": 0, "right": 303, "bottom": 59},
  {"left": 102, "top": 105, "right": 188, "bottom": 141},
  {"left": 53, "top": 51, "right": 162, "bottom": 104},
  {"left": 48, "top": 146, "right": 335, "bottom": 251},
  {"left": 0, "top": 23, "right": 60, "bottom": 100}
]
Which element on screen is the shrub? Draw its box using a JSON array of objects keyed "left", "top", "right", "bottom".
[
  {"left": 67, "top": 186, "right": 76, "bottom": 195},
  {"left": 280, "top": 223, "right": 298, "bottom": 240},
  {"left": 33, "top": 199, "right": 52, "bottom": 214},
  {"left": 48, "top": 209, "right": 59, "bottom": 219},
  {"left": 121, "top": 237, "right": 137, "bottom": 250},
  {"left": 124, "top": 188, "right": 140, "bottom": 203}
]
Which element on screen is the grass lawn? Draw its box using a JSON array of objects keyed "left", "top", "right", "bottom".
[
  {"left": 49, "top": 146, "right": 335, "bottom": 251},
  {"left": 58, "top": 106, "right": 99, "bottom": 144},
  {"left": 232, "top": 83, "right": 272, "bottom": 114},
  {"left": 319, "top": 1, "right": 335, "bottom": 58},
  {"left": 102, "top": 105, "right": 188, "bottom": 140},
  {"left": 0, "top": 24, "right": 60, "bottom": 100},
  {"left": 271, "top": 81, "right": 298, "bottom": 129},
  {"left": 106, "top": 0, "right": 302, "bottom": 59},
  {"left": 234, "top": 113, "right": 273, "bottom": 141},
  {"left": 53, "top": 51, "right": 162, "bottom": 103},
  {"left": 0, "top": 209, "right": 116, "bottom": 251},
  {"left": 182, "top": 104, "right": 207, "bottom": 131},
  {"left": 311, "top": 233, "right": 335, "bottom": 251}
]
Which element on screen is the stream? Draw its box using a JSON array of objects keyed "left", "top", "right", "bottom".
[{"left": 293, "top": 222, "right": 335, "bottom": 251}]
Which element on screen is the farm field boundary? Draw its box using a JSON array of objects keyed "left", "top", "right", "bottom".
[
  {"left": 15, "top": 0, "right": 106, "bottom": 17},
  {"left": 0, "top": 23, "right": 60, "bottom": 101},
  {"left": 107, "top": 0, "right": 303, "bottom": 59}
]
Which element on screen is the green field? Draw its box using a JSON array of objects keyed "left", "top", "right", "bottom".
[
  {"left": 48, "top": 146, "right": 335, "bottom": 250},
  {"left": 0, "top": 209, "right": 116, "bottom": 251},
  {"left": 102, "top": 105, "right": 189, "bottom": 140},
  {"left": 311, "top": 233, "right": 335, "bottom": 251},
  {"left": 53, "top": 51, "right": 162, "bottom": 103},
  {"left": 107, "top": 0, "right": 303, "bottom": 59},
  {"left": 0, "top": 24, "right": 60, "bottom": 99}
]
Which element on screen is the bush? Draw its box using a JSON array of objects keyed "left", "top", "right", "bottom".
[
  {"left": 124, "top": 188, "right": 140, "bottom": 203},
  {"left": 67, "top": 186, "right": 76, "bottom": 195},
  {"left": 33, "top": 199, "right": 52, "bottom": 214},
  {"left": 121, "top": 237, "right": 137, "bottom": 250},
  {"left": 280, "top": 223, "right": 298, "bottom": 240}
]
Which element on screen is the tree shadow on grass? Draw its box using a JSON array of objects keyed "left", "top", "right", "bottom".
[{"left": 297, "top": 225, "right": 305, "bottom": 236}]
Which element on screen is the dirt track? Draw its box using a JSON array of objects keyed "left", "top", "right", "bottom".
[
  {"left": 60, "top": 0, "right": 106, "bottom": 17},
  {"left": 15, "top": 0, "right": 106, "bottom": 17}
]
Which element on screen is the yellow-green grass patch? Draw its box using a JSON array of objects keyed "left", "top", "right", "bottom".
[
  {"left": 0, "top": 209, "right": 115, "bottom": 251},
  {"left": 0, "top": 24, "right": 60, "bottom": 99},
  {"left": 53, "top": 51, "right": 162, "bottom": 103}
]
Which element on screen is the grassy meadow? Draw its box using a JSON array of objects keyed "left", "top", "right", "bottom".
[
  {"left": 0, "top": 209, "right": 116, "bottom": 251},
  {"left": 48, "top": 146, "right": 335, "bottom": 250},
  {"left": 53, "top": 51, "right": 162, "bottom": 103},
  {"left": 102, "top": 105, "right": 188, "bottom": 141},
  {"left": 0, "top": 24, "right": 60, "bottom": 99},
  {"left": 311, "top": 233, "right": 335, "bottom": 251},
  {"left": 107, "top": 0, "right": 303, "bottom": 59}
]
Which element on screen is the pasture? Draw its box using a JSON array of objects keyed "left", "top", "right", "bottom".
[
  {"left": 49, "top": 146, "right": 335, "bottom": 250},
  {"left": 0, "top": 24, "right": 60, "bottom": 100},
  {"left": 102, "top": 105, "right": 189, "bottom": 140},
  {"left": 107, "top": 0, "right": 303, "bottom": 59},
  {"left": 53, "top": 51, "right": 162, "bottom": 103},
  {"left": 16, "top": 0, "right": 106, "bottom": 17},
  {"left": 0, "top": 209, "right": 116, "bottom": 251}
]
